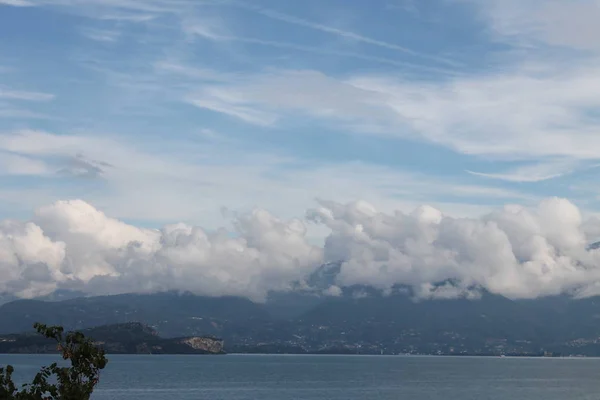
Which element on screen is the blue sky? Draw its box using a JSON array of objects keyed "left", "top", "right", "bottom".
[{"left": 1, "top": 0, "right": 600, "bottom": 239}]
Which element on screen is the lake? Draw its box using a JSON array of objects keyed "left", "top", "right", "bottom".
[{"left": 3, "top": 354, "right": 600, "bottom": 399}]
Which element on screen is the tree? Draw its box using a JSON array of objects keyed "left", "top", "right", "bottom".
[{"left": 0, "top": 323, "right": 108, "bottom": 400}]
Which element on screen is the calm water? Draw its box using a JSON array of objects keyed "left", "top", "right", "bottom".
[{"left": 3, "top": 354, "right": 600, "bottom": 399}]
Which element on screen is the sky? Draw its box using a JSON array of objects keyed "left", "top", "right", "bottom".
[{"left": 3, "top": 0, "right": 600, "bottom": 301}]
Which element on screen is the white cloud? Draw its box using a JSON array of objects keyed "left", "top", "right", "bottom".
[
  {"left": 309, "top": 197, "right": 600, "bottom": 299},
  {"left": 240, "top": 4, "right": 462, "bottom": 67},
  {"left": 0, "top": 129, "right": 530, "bottom": 245},
  {"left": 349, "top": 67, "right": 600, "bottom": 161},
  {"left": 6, "top": 0, "right": 193, "bottom": 13},
  {"left": 0, "top": 87, "right": 55, "bottom": 122},
  {"left": 2, "top": 197, "right": 600, "bottom": 301},
  {"left": 0, "top": 219, "right": 66, "bottom": 298},
  {"left": 97, "top": 13, "right": 156, "bottom": 22},
  {"left": 0, "top": 199, "right": 322, "bottom": 300},
  {"left": 323, "top": 285, "right": 343, "bottom": 297},
  {"left": 0, "top": 88, "right": 54, "bottom": 102},
  {"left": 465, "top": 0, "right": 600, "bottom": 51},
  {"left": 154, "top": 61, "right": 232, "bottom": 81},
  {"left": 0, "top": 153, "right": 52, "bottom": 176},
  {"left": 186, "top": 94, "right": 278, "bottom": 126},
  {"left": 0, "top": 108, "right": 54, "bottom": 120},
  {"left": 182, "top": 17, "right": 228, "bottom": 41},
  {"left": 5, "top": 0, "right": 600, "bottom": 302},
  {"left": 80, "top": 27, "right": 121, "bottom": 42},
  {"left": 182, "top": 34, "right": 459, "bottom": 75},
  {"left": 184, "top": 70, "right": 394, "bottom": 127},
  {"left": 184, "top": 64, "right": 600, "bottom": 166},
  {"left": 11, "top": 0, "right": 598, "bottom": 172},
  {"left": 0, "top": 0, "right": 220, "bottom": 21},
  {"left": 467, "top": 159, "right": 582, "bottom": 182},
  {"left": 0, "top": 0, "right": 33, "bottom": 6}
]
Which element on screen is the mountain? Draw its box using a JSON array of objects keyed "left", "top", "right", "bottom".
[
  {"left": 3, "top": 286, "right": 600, "bottom": 355},
  {"left": 0, "top": 294, "right": 17, "bottom": 307},
  {"left": 289, "top": 292, "right": 600, "bottom": 355},
  {"left": 0, "top": 291, "right": 271, "bottom": 338},
  {"left": 35, "top": 289, "right": 88, "bottom": 302},
  {"left": 264, "top": 291, "right": 324, "bottom": 320},
  {"left": 0, "top": 322, "right": 224, "bottom": 354},
  {"left": 306, "top": 261, "right": 342, "bottom": 290},
  {"left": 588, "top": 241, "right": 600, "bottom": 250}
]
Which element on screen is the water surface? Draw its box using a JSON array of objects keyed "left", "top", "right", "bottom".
[{"left": 3, "top": 354, "right": 600, "bottom": 399}]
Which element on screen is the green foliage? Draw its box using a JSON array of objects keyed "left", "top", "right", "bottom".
[{"left": 0, "top": 323, "right": 108, "bottom": 400}]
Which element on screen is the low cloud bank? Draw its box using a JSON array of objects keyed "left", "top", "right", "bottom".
[{"left": 2, "top": 197, "right": 600, "bottom": 301}]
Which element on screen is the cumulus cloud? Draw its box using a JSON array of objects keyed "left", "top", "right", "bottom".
[
  {"left": 0, "top": 200, "right": 322, "bottom": 301},
  {"left": 308, "top": 197, "right": 600, "bottom": 300},
  {"left": 3, "top": 197, "right": 600, "bottom": 301}
]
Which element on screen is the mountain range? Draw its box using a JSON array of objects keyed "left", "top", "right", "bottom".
[{"left": 3, "top": 261, "right": 600, "bottom": 355}]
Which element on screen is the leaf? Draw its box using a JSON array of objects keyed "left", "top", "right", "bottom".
[{"left": 0, "top": 323, "right": 108, "bottom": 400}]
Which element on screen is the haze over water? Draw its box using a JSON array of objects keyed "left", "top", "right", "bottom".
[{"left": 4, "top": 354, "right": 600, "bottom": 399}]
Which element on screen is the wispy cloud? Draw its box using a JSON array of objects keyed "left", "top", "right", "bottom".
[
  {"left": 1, "top": 0, "right": 597, "bottom": 236},
  {"left": 0, "top": 107, "right": 55, "bottom": 120},
  {"left": 181, "top": 69, "right": 394, "bottom": 127},
  {"left": 9, "top": 0, "right": 197, "bottom": 13},
  {"left": 154, "top": 61, "right": 234, "bottom": 81},
  {"left": 0, "top": 88, "right": 55, "bottom": 101},
  {"left": 185, "top": 31, "right": 462, "bottom": 76},
  {"left": 0, "top": 153, "right": 51, "bottom": 175},
  {"left": 347, "top": 64, "right": 600, "bottom": 161},
  {"left": 237, "top": 3, "right": 463, "bottom": 67},
  {"left": 0, "top": 0, "right": 33, "bottom": 6},
  {"left": 465, "top": 0, "right": 600, "bottom": 51},
  {"left": 186, "top": 95, "right": 278, "bottom": 126},
  {"left": 182, "top": 17, "right": 228, "bottom": 40},
  {"left": 178, "top": 61, "right": 600, "bottom": 163},
  {"left": 97, "top": 13, "right": 157, "bottom": 22},
  {"left": 0, "top": 129, "right": 530, "bottom": 227},
  {"left": 467, "top": 159, "right": 582, "bottom": 183},
  {"left": 80, "top": 27, "right": 121, "bottom": 42},
  {"left": 386, "top": 0, "right": 420, "bottom": 16}
]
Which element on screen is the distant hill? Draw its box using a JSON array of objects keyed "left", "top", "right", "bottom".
[
  {"left": 4, "top": 283, "right": 600, "bottom": 355},
  {"left": 0, "top": 322, "right": 224, "bottom": 354},
  {"left": 0, "top": 291, "right": 271, "bottom": 338}
]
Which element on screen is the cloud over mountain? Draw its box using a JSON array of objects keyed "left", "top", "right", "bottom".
[{"left": 2, "top": 198, "right": 600, "bottom": 301}]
